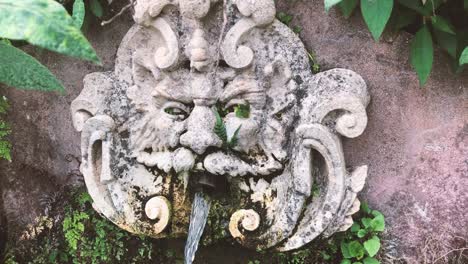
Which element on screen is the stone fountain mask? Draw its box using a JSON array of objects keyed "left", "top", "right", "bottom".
[{"left": 71, "top": 0, "right": 370, "bottom": 251}]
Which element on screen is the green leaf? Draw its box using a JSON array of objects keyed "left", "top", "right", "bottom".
[
  {"left": 363, "top": 257, "right": 380, "bottom": 264},
  {"left": 0, "top": 42, "right": 64, "bottom": 91},
  {"left": 325, "top": 0, "right": 343, "bottom": 11},
  {"left": 370, "top": 214, "right": 385, "bottom": 232},
  {"left": 397, "top": 0, "right": 429, "bottom": 16},
  {"left": 90, "top": 0, "right": 104, "bottom": 18},
  {"left": 362, "top": 217, "right": 372, "bottom": 228},
  {"left": 0, "top": 0, "right": 100, "bottom": 63},
  {"left": 361, "top": 0, "right": 394, "bottom": 41},
  {"left": 410, "top": 25, "right": 433, "bottom": 86},
  {"left": 339, "top": 0, "right": 359, "bottom": 18},
  {"left": 73, "top": 0, "right": 85, "bottom": 29},
  {"left": 234, "top": 103, "right": 250, "bottom": 118},
  {"left": 348, "top": 241, "right": 365, "bottom": 259},
  {"left": 390, "top": 7, "right": 417, "bottom": 31},
  {"left": 431, "top": 16, "right": 455, "bottom": 35},
  {"left": 277, "top": 12, "right": 293, "bottom": 26},
  {"left": 460, "top": 47, "right": 468, "bottom": 65},
  {"left": 433, "top": 29, "right": 457, "bottom": 58},
  {"left": 214, "top": 109, "right": 227, "bottom": 143},
  {"left": 341, "top": 260, "right": 352, "bottom": 264},
  {"left": 228, "top": 125, "right": 242, "bottom": 148},
  {"left": 357, "top": 229, "right": 368, "bottom": 238},
  {"left": 341, "top": 241, "right": 352, "bottom": 259},
  {"left": 364, "top": 236, "right": 381, "bottom": 257},
  {"left": 361, "top": 202, "right": 371, "bottom": 214},
  {"left": 351, "top": 222, "right": 361, "bottom": 232}
]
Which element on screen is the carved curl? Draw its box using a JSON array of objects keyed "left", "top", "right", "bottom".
[
  {"left": 144, "top": 196, "right": 172, "bottom": 234},
  {"left": 221, "top": 0, "right": 276, "bottom": 69},
  {"left": 229, "top": 209, "right": 260, "bottom": 240}
]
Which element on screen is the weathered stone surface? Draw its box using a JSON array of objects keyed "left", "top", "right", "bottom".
[
  {"left": 70, "top": 0, "right": 370, "bottom": 252},
  {"left": 0, "top": 0, "right": 465, "bottom": 262}
]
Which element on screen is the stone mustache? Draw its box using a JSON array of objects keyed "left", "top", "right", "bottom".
[{"left": 71, "top": 0, "right": 370, "bottom": 251}]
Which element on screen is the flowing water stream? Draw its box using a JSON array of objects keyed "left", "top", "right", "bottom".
[{"left": 184, "top": 191, "right": 211, "bottom": 264}]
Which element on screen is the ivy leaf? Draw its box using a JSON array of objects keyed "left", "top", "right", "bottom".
[
  {"left": 364, "top": 236, "right": 381, "bottom": 257},
  {"left": 90, "top": 0, "right": 104, "bottom": 18},
  {"left": 339, "top": 0, "right": 359, "bottom": 18},
  {"left": 370, "top": 213, "right": 385, "bottom": 232},
  {"left": 357, "top": 229, "right": 368, "bottom": 238},
  {"left": 325, "top": 0, "right": 343, "bottom": 11},
  {"left": 214, "top": 109, "right": 227, "bottom": 143},
  {"left": 459, "top": 47, "right": 468, "bottom": 65},
  {"left": 351, "top": 222, "right": 361, "bottom": 232},
  {"left": 0, "top": 0, "right": 100, "bottom": 63},
  {"left": 72, "top": 0, "right": 85, "bottom": 29},
  {"left": 341, "top": 241, "right": 352, "bottom": 259},
  {"left": 410, "top": 26, "right": 433, "bottom": 86},
  {"left": 431, "top": 16, "right": 455, "bottom": 35},
  {"left": 348, "top": 241, "right": 365, "bottom": 259},
  {"left": 361, "top": 0, "right": 394, "bottom": 41},
  {"left": 361, "top": 217, "right": 372, "bottom": 228},
  {"left": 0, "top": 42, "right": 64, "bottom": 91},
  {"left": 363, "top": 257, "right": 380, "bottom": 264}
]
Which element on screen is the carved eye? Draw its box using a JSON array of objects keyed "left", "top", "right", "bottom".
[
  {"left": 163, "top": 103, "right": 189, "bottom": 120},
  {"left": 225, "top": 101, "right": 250, "bottom": 119}
]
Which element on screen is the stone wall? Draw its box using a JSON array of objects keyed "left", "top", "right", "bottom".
[{"left": 0, "top": 0, "right": 466, "bottom": 262}]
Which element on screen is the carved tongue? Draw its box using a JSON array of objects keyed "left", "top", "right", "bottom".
[{"left": 203, "top": 152, "right": 254, "bottom": 177}]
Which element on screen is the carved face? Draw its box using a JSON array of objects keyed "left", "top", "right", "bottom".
[
  {"left": 127, "top": 67, "right": 287, "bottom": 182},
  {"left": 71, "top": 0, "right": 370, "bottom": 253}
]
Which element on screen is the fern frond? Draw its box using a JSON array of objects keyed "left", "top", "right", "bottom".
[
  {"left": 228, "top": 125, "right": 242, "bottom": 148},
  {"left": 213, "top": 109, "right": 227, "bottom": 143}
]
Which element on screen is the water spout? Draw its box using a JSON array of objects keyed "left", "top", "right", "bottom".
[{"left": 184, "top": 191, "right": 211, "bottom": 264}]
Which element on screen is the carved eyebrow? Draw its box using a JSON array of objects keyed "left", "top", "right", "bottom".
[
  {"left": 221, "top": 80, "right": 264, "bottom": 102},
  {"left": 152, "top": 80, "right": 193, "bottom": 104}
]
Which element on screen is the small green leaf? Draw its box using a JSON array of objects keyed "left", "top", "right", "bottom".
[
  {"left": 431, "top": 16, "right": 455, "bottom": 35},
  {"left": 228, "top": 125, "right": 242, "bottom": 148},
  {"left": 341, "top": 241, "right": 352, "bottom": 259},
  {"left": 339, "top": 0, "right": 359, "bottom": 18},
  {"left": 325, "top": 0, "right": 343, "bottom": 11},
  {"left": 410, "top": 26, "right": 433, "bottom": 86},
  {"left": 361, "top": 202, "right": 371, "bottom": 214},
  {"left": 234, "top": 104, "right": 250, "bottom": 118},
  {"left": 0, "top": 0, "right": 100, "bottom": 63},
  {"left": 0, "top": 42, "right": 64, "bottom": 91},
  {"left": 351, "top": 222, "right": 361, "bottom": 232},
  {"left": 277, "top": 12, "right": 293, "bottom": 26},
  {"left": 214, "top": 109, "right": 227, "bottom": 143},
  {"left": 348, "top": 241, "right": 365, "bottom": 259},
  {"left": 361, "top": 0, "right": 394, "bottom": 41},
  {"left": 73, "top": 0, "right": 85, "bottom": 29},
  {"left": 361, "top": 218, "right": 372, "bottom": 228},
  {"left": 433, "top": 29, "right": 457, "bottom": 58},
  {"left": 465, "top": 0, "right": 468, "bottom": 10},
  {"left": 364, "top": 236, "right": 381, "bottom": 257},
  {"left": 90, "top": 0, "right": 104, "bottom": 18},
  {"left": 459, "top": 47, "right": 468, "bottom": 65},
  {"left": 341, "top": 260, "right": 352, "bottom": 264},
  {"left": 357, "top": 229, "right": 368, "bottom": 238},
  {"left": 370, "top": 214, "right": 385, "bottom": 232},
  {"left": 363, "top": 257, "right": 380, "bottom": 264}
]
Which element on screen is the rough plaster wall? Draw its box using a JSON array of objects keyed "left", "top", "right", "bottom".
[{"left": 0, "top": 0, "right": 466, "bottom": 261}]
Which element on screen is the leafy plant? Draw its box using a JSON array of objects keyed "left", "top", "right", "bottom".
[
  {"left": 326, "top": 0, "right": 468, "bottom": 86},
  {"left": 0, "top": 96, "right": 10, "bottom": 161},
  {"left": 0, "top": 0, "right": 100, "bottom": 92},
  {"left": 213, "top": 109, "right": 242, "bottom": 149}
]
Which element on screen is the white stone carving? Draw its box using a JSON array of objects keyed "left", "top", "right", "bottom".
[{"left": 71, "top": 0, "right": 370, "bottom": 250}]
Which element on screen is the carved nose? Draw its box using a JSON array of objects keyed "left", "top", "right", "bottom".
[{"left": 180, "top": 106, "right": 222, "bottom": 155}]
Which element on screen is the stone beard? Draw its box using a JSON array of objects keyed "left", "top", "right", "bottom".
[{"left": 71, "top": 0, "right": 370, "bottom": 251}]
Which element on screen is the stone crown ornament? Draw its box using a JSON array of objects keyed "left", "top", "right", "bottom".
[{"left": 71, "top": 0, "right": 370, "bottom": 254}]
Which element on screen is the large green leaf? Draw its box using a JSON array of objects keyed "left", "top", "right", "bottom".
[
  {"left": 433, "top": 29, "right": 457, "bottom": 58},
  {"left": 410, "top": 26, "right": 433, "bottom": 86},
  {"left": 0, "top": 0, "right": 99, "bottom": 63},
  {"left": 431, "top": 16, "right": 455, "bottom": 35},
  {"left": 361, "top": 0, "right": 394, "bottom": 41},
  {"left": 73, "top": 0, "right": 85, "bottom": 29},
  {"left": 460, "top": 47, "right": 468, "bottom": 65},
  {"left": 325, "top": 0, "right": 343, "bottom": 11},
  {"left": 339, "top": 0, "right": 359, "bottom": 18},
  {"left": 0, "top": 42, "right": 64, "bottom": 92},
  {"left": 363, "top": 236, "right": 380, "bottom": 257}
]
